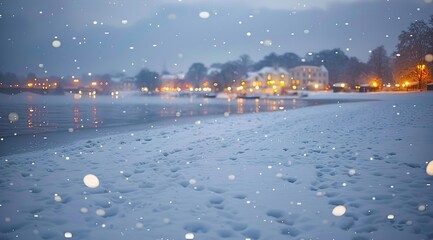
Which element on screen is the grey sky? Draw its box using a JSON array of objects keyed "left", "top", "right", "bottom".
[{"left": 0, "top": 0, "right": 432, "bottom": 77}]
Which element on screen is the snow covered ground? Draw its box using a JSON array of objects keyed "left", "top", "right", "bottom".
[{"left": 1, "top": 92, "right": 433, "bottom": 240}]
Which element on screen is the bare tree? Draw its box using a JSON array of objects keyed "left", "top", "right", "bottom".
[{"left": 393, "top": 16, "right": 433, "bottom": 89}]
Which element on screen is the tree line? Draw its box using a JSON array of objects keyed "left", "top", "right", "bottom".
[
  {"left": 1, "top": 16, "right": 432, "bottom": 91},
  {"left": 137, "top": 15, "right": 433, "bottom": 92}
]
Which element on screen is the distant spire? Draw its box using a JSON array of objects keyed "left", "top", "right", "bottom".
[{"left": 162, "top": 61, "right": 169, "bottom": 75}]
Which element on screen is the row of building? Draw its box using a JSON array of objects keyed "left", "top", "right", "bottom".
[
  {"left": 240, "top": 65, "right": 329, "bottom": 95},
  {"left": 158, "top": 65, "right": 329, "bottom": 95},
  {"left": 1, "top": 65, "right": 329, "bottom": 96}
]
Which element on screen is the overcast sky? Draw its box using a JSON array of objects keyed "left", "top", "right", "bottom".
[{"left": 0, "top": 0, "right": 432, "bottom": 77}]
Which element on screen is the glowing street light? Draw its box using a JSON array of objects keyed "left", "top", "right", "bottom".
[
  {"left": 417, "top": 64, "right": 427, "bottom": 90},
  {"left": 417, "top": 64, "right": 426, "bottom": 70}
]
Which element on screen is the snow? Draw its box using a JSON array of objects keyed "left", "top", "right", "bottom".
[
  {"left": 199, "top": 11, "right": 210, "bottom": 19},
  {"left": 332, "top": 205, "right": 347, "bottom": 217},
  {"left": 83, "top": 174, "right": 100, "bottom": 188},
  {"left": 1, "top": 93, "right": 433, "bottom": 239},
  {"left": 7, "top": 113, "right": 19, "bottom": 122},
  {"left": 51, "top": 40, "right": 61, "bottom": 48},
  {"left": 426, "top": 160, "right": 433, "bottom": 176}
]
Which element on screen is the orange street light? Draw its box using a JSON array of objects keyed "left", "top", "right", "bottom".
[{"left": 417, "top": 64, "right": 426, "bottom": 70}]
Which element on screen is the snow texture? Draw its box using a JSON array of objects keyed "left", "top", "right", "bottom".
[{"left": 1, "top": 92, "right": 433, "bottom": 240}]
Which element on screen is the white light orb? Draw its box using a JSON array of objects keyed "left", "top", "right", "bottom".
[
  {"left": 64, "top": 232, "right": 73, "bottom": 238},
  {"left": 418, "top": 204, "right": 426, "bottom": 212},
  {"left": 426, "top": 161, "right": 433, "bottom": 176},
  {"left": 73, "top": 93, "right": 81, "bottom": 100},
  {"left": 52, "top": 40, "right": 61, "bottom": 48},
  {"left": 8, "top": 112, "right": 19, "bottom": 122},
  {"left": 263, "top": 39, "right": 272, "bottom": 46},
  {"left": 189, "top": 179, "right": 197, "bottom": 185},
  {"left": 83, "top": 174, "right": 100, "bottom": 188},
  {"left": 96, "top": 209, "right": 106, "bottom": 216},
  {"left": 80, "top": 207, "right": 88, "bottom": 213},
  {"left": 185, "top": 232, "right": 195, "bottom": 239},
  {"left": 348, "top": 169, "right": 356, "bottom": 176},
  {"left": 332, "top": 205, "right": 346, "bottom": 217},
  {"left": 199, "top": 11, "right": 210, "bottom": 19},
  {"left": 54, "top": 195, "right": 62, "bottom": 202},
  {"left": 228, "top": 174, "right": 236, "bottom": 180}
]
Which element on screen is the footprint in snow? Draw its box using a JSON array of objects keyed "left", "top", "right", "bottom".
[
  {"left": 232, "top": 193, "right": 247, "bottom": 200},
  {"left": 242, "top": 228, "right": 261, "bottom": 240},
  {"left": 184, "top": 222, "right": 210, "bottom": 233},
  {"left": 228, "top": 222, "right": 248, "bottom": 231},
  {"left": 208, "top": 196, "right": 225, "bottom": 209},
  {"left": 280, "top": 226, "right": 300, "bottom": 237},
  {"left": 207, "top": 186, "right": 226, "bottom": 194},
  {"left": 266, "top": 209, "right": 297, "bottom": 226},
  {"left": 217, "top": 229, "right": 235, "bottom": 238}
]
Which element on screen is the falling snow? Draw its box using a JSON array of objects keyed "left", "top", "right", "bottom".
[
  {"left": 199, "top": 11, "right": 210, "bottom": 19},
  {"left": 83, "top": 174, "right": 100, "bottom": 188},
  {"left": 332, "top": 205, "right": 346, "bottom": 217},
  {"left": 0, "top": 0, "right": 432, "bottom": 238},
  {"left": 51, "top": 40, "right": 61, "bottom": 48},
  {"left": 0, "top": 93, "right": 431, "bottom": 239}
]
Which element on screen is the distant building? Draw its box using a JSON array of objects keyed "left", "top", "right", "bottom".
[
  {"left": 110, "top": 76, "right": 137, "bottom": 91},
  {"left": 287, "top": 65, "right": 329, "bottom": 90},
  {"left": 119, "top": 77, "right": 137, "bottom": 91},
  {"left": 243, "top": 67, "right": 289, "bottom": 95},
  {"left": 160, "top": 73, "right": 186, "bottom": 92},
  {"left": 241, "top": 65, "right": 329, "bottom": 95}
]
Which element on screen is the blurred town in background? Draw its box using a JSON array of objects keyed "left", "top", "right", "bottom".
[{"left": 1, "top": 16, "right": 433, "bottom": 97}]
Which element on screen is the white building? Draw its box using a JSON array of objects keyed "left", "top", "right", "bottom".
[
  {"left": 240, "top": 65, "right": 329, "bottom": 95},
  {"left": 242, "top": 67, "right": 290, "bottom": 95},
  {"left": 287, "top": 65, "right": 329, "bottom": 90},
  {"left": 160, "top": 73, "right": 185, "bottom": 91}
]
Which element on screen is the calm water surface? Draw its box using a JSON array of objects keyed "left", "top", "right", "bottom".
[
  {"left": 0, "top": 92, "right": 362, "bottom": 156},
  {"left": 0, "top": 92, "right": 314, "bottom": 137}
]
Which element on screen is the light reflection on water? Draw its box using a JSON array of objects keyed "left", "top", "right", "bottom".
[{"left": 0, "top": 93, "right": 307, "bottom": 137}]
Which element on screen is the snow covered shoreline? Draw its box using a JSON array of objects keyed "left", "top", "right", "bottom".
[
  {"left": 1, "top": 92, "right": 433, "bottom": 240},
  {"left": 0, "top": 93, "right": 370, "bottom": 157}
]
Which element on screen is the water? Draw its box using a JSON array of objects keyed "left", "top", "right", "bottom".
[
  {"left": 0, "top": 92, "right": 314, "bottom": 137},
  {"left": 0, "top": 92, "right": 351, "bottom": 156}
]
